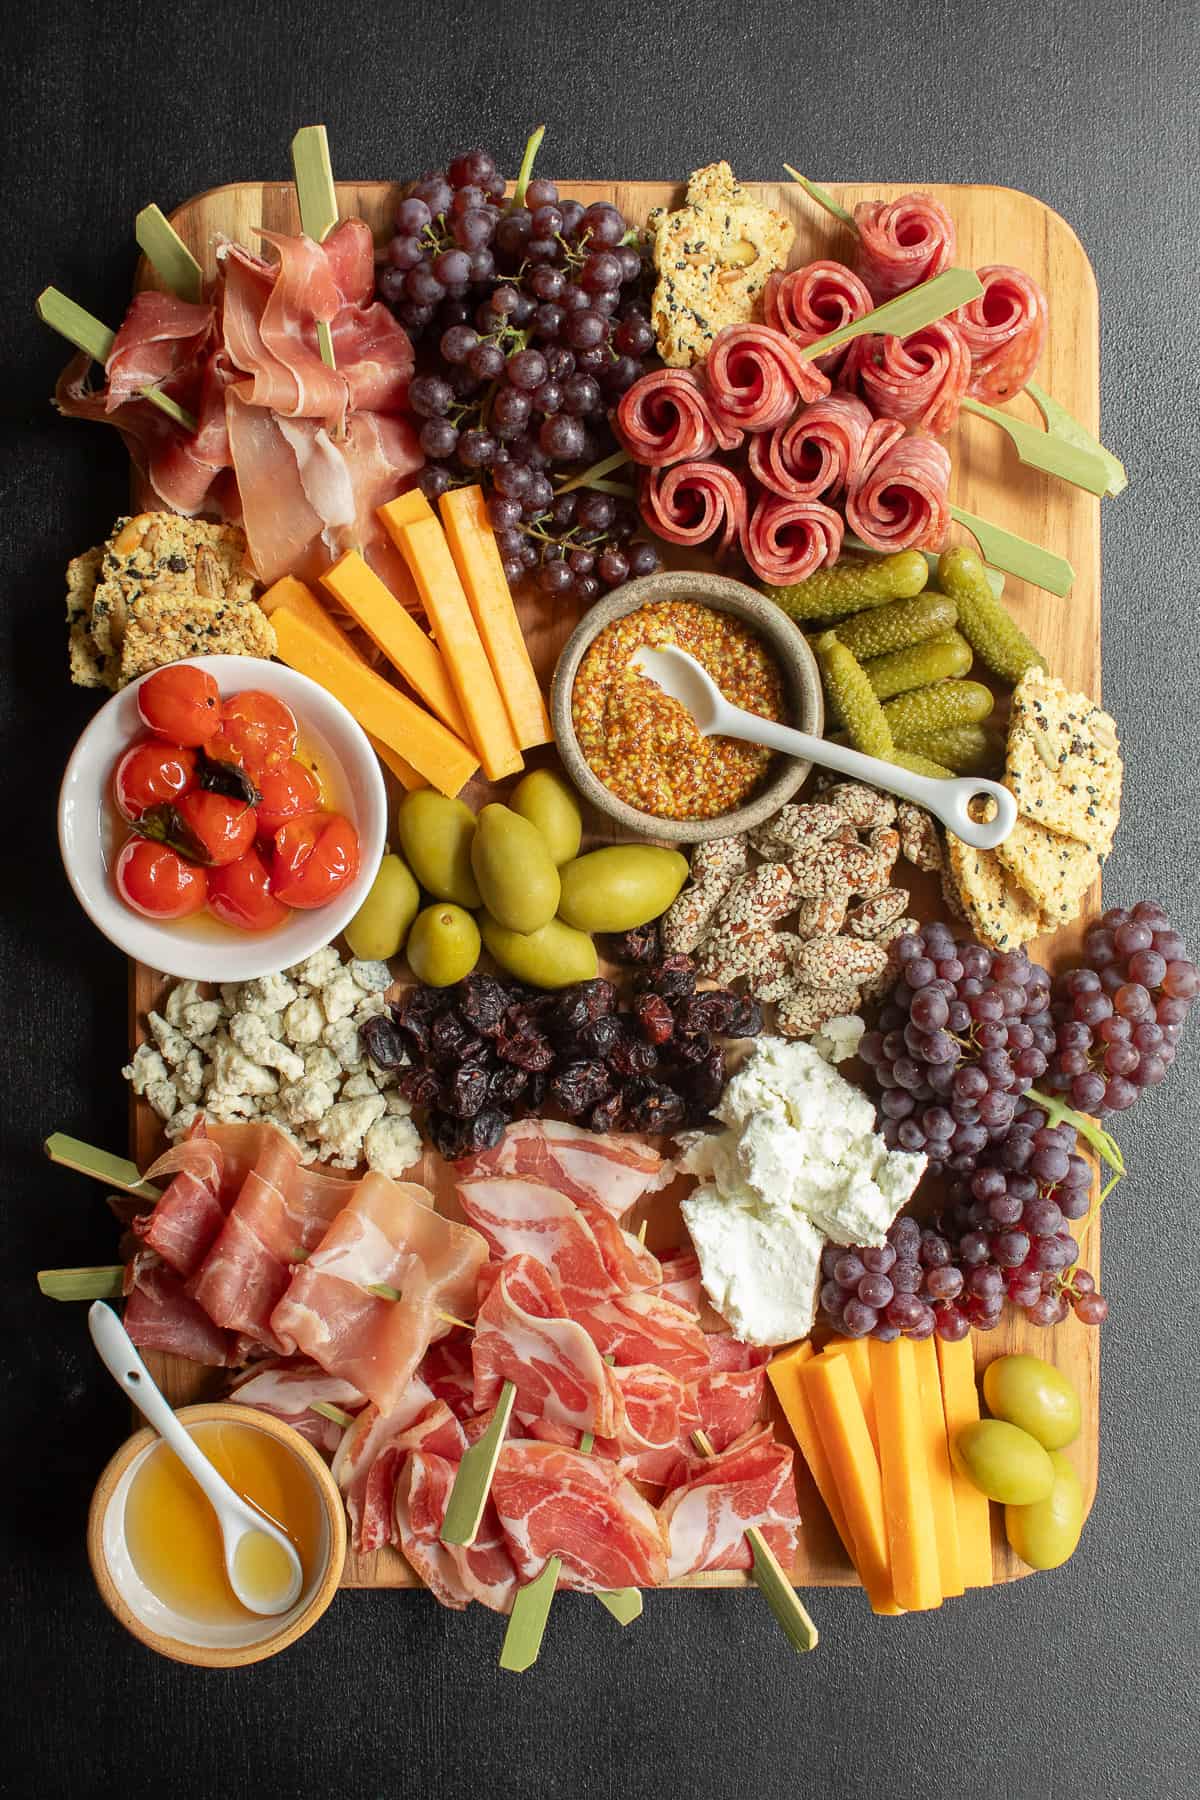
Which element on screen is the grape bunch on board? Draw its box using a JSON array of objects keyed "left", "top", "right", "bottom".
[{"left": 377, "top": 135, "right": 663, "bottom": 605}]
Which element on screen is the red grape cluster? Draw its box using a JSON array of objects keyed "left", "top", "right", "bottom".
[
  {"left": 819, "top": 1097, "right": 1108, "bottom": 1343},
  {"left": 377, "top": 141, "right": 662, "bottom": 604},
  {"left": 1045, "top": 901, "right": 1197, "bottom": 1113}
]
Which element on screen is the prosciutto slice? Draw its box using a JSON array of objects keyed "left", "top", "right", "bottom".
[
  {"left": 133, "top": 1121, "right": 226, "bottom": 1276},
  {"left": 747, "top": 391, "right": 874, "bottom": 502},
  {"left": 571, "top": 1289, "right": 711, "bottom": 1384},
  {"left": 614, "top": 367, "right": 743, "bottom": 467},
  {"left": 703, "top": 323, "right": 831, "bottom": 433},
  {"left": 394, "top": 1452, "right": 518, "bottom": 1613},
  {"left": 122, "top": 1252, "right": 243, "bottom": 1367},
  {"left": 460, "top": 1120, "right": 672, "bottom": 1222},
  {"left": 491, "top": 1440, "right": 668, "bottom": 1592},
  {"left": 696, "top": 1366, "right": 768, "bottom": 1454},
  {"left": 331, "top": 1375, "right": 438, "bottom": 1550},
  {"left": 105, "top": 293, "right": 214, "bottom": 412},
  {"left": 956, "top": 263, "right": 1049, "bottom": 403},
  {"left": 456, "top": 1176, "right": 622, "bottom": 1309},
  {"left": 660, "top": 1427, "right": 801, "bottom": 1580},
  {"left": 418, "top": 1328, "right": 478, "bottom": 1421},
  {"left": 472, "top": 1255, "right": 623, "bottom": 1438},
  {"left": 602, "top": 1364, "right": 700, "bottom": 1485},
  {"left": 269, "top": 1173, "right": 488, "bottom": 1412},
  {"left": 854, "top": 319, "right": 972, "bottom": 436},
  {"left": 845, "top": 426, "right": 951, "bottom": 552},
  {"left": 639, "top": 461, "right": 748, "bottom": 559},
  {"left": 742, "top": 491, "right": 844, "bottom": 587},
  {"left": 228, "top": 1358, "right": 364, "bottom": 1457},
  {"left": 763, "top": 260, "right": 875, "bottom": 376},
  {"left": 854, "top": 193, "right": 957, "bottom": 302}
]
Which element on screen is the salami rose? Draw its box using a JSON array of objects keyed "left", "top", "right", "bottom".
[
  {"left": 614, "top": 367, "right": 743, "bottom": 468},
  {"left": 854, "top": 193, "right": 957, "bottom": 302},
  {"left": 845, "top": 426, "right": 951, "bottom": 552},
  {"left": 742, "top": 492, "right": 844, "bottom": 586},
  {"left": 956, "top": 264, "right": 1049, "bottom": 403},
  {"left": 853, "top": 319, "right": 972, "bottom": 437},
  {"left": 639, "top": 462, "right": 749, "bottom": 559},
  {"left": 703, "top": 323, "right": 830, "bottom": 435},
  {"left": 763, "top": 260, "right": 875, "bottom": 376},
  {"left": 747, "top": 391, "right": 874, "bottom": 502}
]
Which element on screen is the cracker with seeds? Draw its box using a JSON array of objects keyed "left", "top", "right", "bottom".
[
  {"left": 1005, "top": 670, "right": 1122, "bottom": 854},
  {"left": 995, "top": 815, "right": 1103, "bottom": 927},
  {"left": 648, "top": 162, "right": 794, "bottom": 367},
  {"left": 946, "top": 833, "right": 1045, "bottom": 951}
]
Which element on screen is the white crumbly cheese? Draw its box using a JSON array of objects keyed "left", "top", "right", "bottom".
[
  {"left": 242, "top": 972, "right": 299, "bottom": 1014},
  {"left": 676, "top": 1037, "right": 925, "bottom": 1345},
  {"left": 145, "top": 1011, "right": 195, "bottom": 1069},
  {"left": 322, "top": 1018, "right": 365, "bottom": 1072},
  {"left": 282, "top": 994, "right": 324, "bottom": 1046},
  {"left": 317, "top": 1094, "right": 388, "bottom": 1167},
  {"left": 303, "top": 1045, "right": 343, "bottom": 1084},
  {"left": 274, "top": 1074, "right": 338, "bottom": 1128},
  {"left": 228, "top": 1010, "right": 306, "bottom": 1083},
  {"left": 811, "top": 1014, "right": 866, "bottom": 1066},
  {"left": 348, "top": 959, "right": 393, "bottom": 993},
  {"left": 352, "top": 991, "right": 388, "bottom": 1026},
  {"left": 164, "top": 979, "right": 206, "bottom": 1029},
  {"left": 145, "top": 1078, "right": 179, "bottom": 1122},
  {"left": 362, "top": 1110, "right": 421, "bottom": 1178},
  {"left": 122, "top": 1043, "right": 169, "bottom": 1096},
  {"left": 293, "top": 946, "right": 340, "bottom": 989},
  {"left": 320, "top": 969, "right": 363, "bottom": 1024}
]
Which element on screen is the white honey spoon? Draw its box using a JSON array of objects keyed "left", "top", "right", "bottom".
[
  {"left": 631, "top": 644, "right": 1016, "bottom": 850},
  {"left": 88, "top": 1302, "right": 303, "bottom": 1616}
]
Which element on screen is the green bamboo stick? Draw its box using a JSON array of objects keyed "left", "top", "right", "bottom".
[
  {"left": 441, "top": 1380, "right": 516, "bottom": 1546},
  {"left": 949, "top": 504, "right": 1074, "bottom": 597},
  {"left": 960, "top": 395, "right": 1111, "bottom": 495},
  {"left": 291, "top": 125, "right": 339, "bottom": 370},
  {"left": 38, "top": 1266, "right": 125, "bottom": 1301},
  {"left": 35, "top": 289, "right": 198, "bottom": 432},
  {"left": 803, "top": 267, "right": 984, "bottom": 360},
  {"left": 135, "top": 204, "right": 203, "bottom": 304},
  {"left": 44, "top": 1133, "right": 160, "bottom": 1203}
]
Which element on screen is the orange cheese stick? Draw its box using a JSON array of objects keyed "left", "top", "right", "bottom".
[
  {"left": 912, "top": 1336, "right": 965, "bottom": 1598},
  {"left": 869, "top": 1338, "right": 942, "bottom": 1612},
  {"left": 438, "top": 484, "right": 552, "bottom": 750},
  {"left": 822, "top": 1338, "right": 879, "bottom": 1455},
  {"left": 767, "top": 1343, "right": 856, "bottom": 1563},
  {"left": 379, "top": 499, "right": 524, "bottom": 781},
  {"left": 800, "top": 1355, "right": 899, "bottom": 1616},
  {"left": 272, "top": 605, "right": 478, "bottom": 797},
  {"left": 936, "top": 1334, "right": 994, "bottom": 1588},
  {"left": 367, "top": 733, "right": 428, "bottom": 793},
  {"left": 319, "top": 549, "right": 471, "bottom": 742}
]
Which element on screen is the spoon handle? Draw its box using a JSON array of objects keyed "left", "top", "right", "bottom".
[
  {"left": 724, "top": 708, "right": 1016, "bottom": 850},
  {"left": 88, "top": 1302, "right": 228, "bottom": 1503}
]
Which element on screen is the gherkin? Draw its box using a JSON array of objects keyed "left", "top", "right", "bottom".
[
  {"left": 883, "top": 679, "right": 995, "bottom": 746},
  {"left": 834, "top": 590, "right": 958, "bottom": 660},
  {"left": 863, "top": 630, "right": 973, "bottom": 701},
  {"left": 766, "top": 549, "right": 928, "bottom": 623},
  {"left": 908, "top": 723, "right": 1003, "bottom": 777},
  {"left": 814, "top": 631, "right": 895, "bottom": 759},
  {"left": 889, "top": 747, "right": 955, "bottom": 780},
  {"left": 936, "top": 545, "right": 1046, "bottom": 683}
]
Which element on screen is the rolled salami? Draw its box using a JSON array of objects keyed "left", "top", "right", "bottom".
[
  {"left": 614, "top": 367, "right": 743, "bottom": 468},
  {"left": 854, "top": 193, "right": 957, "bottom": 302},
  {"left": 763, "top": 260, "right": 875, "bottom": 376},
  {"left": 845, "top": 425, "right": 951, "bottom": 552},
  {"left": 853, "top": 319, "right": 972, "bottom": 437},
  {"left": 743, "top": 492, "right": 844, "bottom": 586},
  {"left": 703, "top": 323, "right": 831, "bottom": 434},
  {"left": 747, "top": 391, "right": 874, "bottom": 502},
  {"left": 956, "top": 264, "right": 1049, "bottom": 403},
  {"left": 639, "top": 461, "right": 749, "bottom": 560}
]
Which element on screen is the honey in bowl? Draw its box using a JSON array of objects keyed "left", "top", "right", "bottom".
[{"left": 123, "top": 1419, "right": 323, "bottom": 1627}]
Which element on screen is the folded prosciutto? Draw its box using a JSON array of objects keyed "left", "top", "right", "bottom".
[
  {"left": 270, "top": 1172, "right": 488, "bottom": 1412},
  {"left": 133, "top": 1122, "right": 227, "bottom": 1276},
  {"left": 394, "top": 1452, "right": 518, "bottom": 1613},
  {"left": 472, "top": 1254, "right": 623, "bottom": 1439},
  {"left": 491, "top": 1440, "right": 668, "bottom": 1592},
  {"left": 660, "top": 1427, "right": 801, "bottom": 1581},
  {"left": 123, "top": 1252, "right": 244, "bottom": 1368},
  {"left": 457, "top": 1175, "right": 632, "bottom": 1310},
  {"left": 459, "top": 1119, "right": 672, "bottom": 1222},
  {"left": 228, "top": 1358, "right": 364, "bottom": 1457}
]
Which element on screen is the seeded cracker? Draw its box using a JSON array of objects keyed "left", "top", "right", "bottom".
[
  {"left": 995, "top": 815, "right": 1103, "bottom": 927},
  {"left": 1005, "top": 669, "right": 1122, "bottom": 853},
  {"left": 946, "top": 834, "right": 1044, "bottom": 951}
]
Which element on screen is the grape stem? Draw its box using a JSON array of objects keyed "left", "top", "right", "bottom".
[
  {"left": 1023, "top": 1086, "right": 1126, "bottom": 1211},
  {"left": 509, "top": 126, "right": 546, "bottom": 212}
]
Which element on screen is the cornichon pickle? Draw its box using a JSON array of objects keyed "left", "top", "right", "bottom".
[
  {"left": 766, "top": 550, "right": 928, "bottom": 624},
  {"left": 909, "top": 723, "right": 1004, "bottom": 777},
  {"left": 814, "top": 632, "right": 895, "bottom": 759},
  {"left": 863, "top": 630, "right": 973, "bottom": 701},
  {"left": 889, "top": 748, "right": 954, "bottom": 780},
  {"left": 937, "top": 544, "right": 1046, "bottom": 683},
  {"left": 834, "top": 591, "right": 958, "bottom": 660},
  {"left": 883, "top": 679, "right": 995, "bottom": 747}
]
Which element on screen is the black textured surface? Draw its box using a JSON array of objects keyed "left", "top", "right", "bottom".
[{"left": 4, "top": 3, "right": 1199, "bottom": 1796}]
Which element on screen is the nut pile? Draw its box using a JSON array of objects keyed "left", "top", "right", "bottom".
[{"left": 662, "top": 781, "right": 925, "bottom": 1037}]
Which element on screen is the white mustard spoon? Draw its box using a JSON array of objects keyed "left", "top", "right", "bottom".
[
  {"left": 631, "top": 644, "right": 1016, "bottom": 850},
  {"left": 88, "top": 1302, "right": 303, "bottom": 1617}
]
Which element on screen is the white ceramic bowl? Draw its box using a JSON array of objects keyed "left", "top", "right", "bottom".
[{"left": 58, "top": 655, "right": 387, "bottom": 982}]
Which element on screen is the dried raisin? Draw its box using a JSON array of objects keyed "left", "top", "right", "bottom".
[
  {"left": 588, "top": 1093, "right": 625, "bottom": 1134},
  {"left": 550, "top": 1061, "right": 613, "bottom": 1117},
  {"left": 628, "top": 1085, "right": 686, "bottom": 1133},
  {"left": 728, "top": 995, "right": 764, "bottom": 1037},
  {"left": 430, "top": 1011, "right": 473, "bottom": 1065},
  {"left": 359, "top": 1014, "right": 408, "bottom": 1070},
  {"left": 443, "top": 1065, "right": 489, "bottom": 1119},
  {"left": 604, "top": 922, "right": 661, "bottom": 963},
  {"left": 488, "top": 1064, "right": 528, "bottom": 1105},
  {"left": 634, "top": 993, "right": 675, "bottom": 1045},
  {"left": 495, "top": 1022, "right": 555, "bottom": 1071},
  {"left": 581, "top": 1015, "right": 623, "bottom": 1059},
  {"left": 456, "top": 973, "right": 513, "bottom": 1036},
  {"left": 675, "top": 990, "right": 738, "bottom": 1036},
  {"left": 397, "top": 1066, "right": 441, "bottom": 1107}
]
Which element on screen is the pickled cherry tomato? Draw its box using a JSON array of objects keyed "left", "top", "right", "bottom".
[
  {"left": 269, "top": 812, "right": 361, "bottom": 909},
  {"left": 207, "top": 849, "right": 291, "bottom": 932},
  {"left": 114, "top": 740, "right": 197, "bottom": 822},
  {"left": 137, "top": 665, "right": 221, "bottom": 746},
  {"left": 173, "top": 791, "right": 258, "bottom": 866},
  {"left": 115, "top": 838, "right": 207, "bottom": 919},
  {"left": 254, "top": 759, "right": 323, "bottom": 834},
  {"left": 209, "top": 691, "right": 298, "bottom": 774}
]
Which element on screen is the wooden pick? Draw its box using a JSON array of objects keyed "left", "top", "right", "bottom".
[
  {"left": 38, "top": 1266, "right": 125, "bottom": 1301},
  {"left": 309, "top": 1401, "right": 357, "bottom": 1430},
  {"left": 1026, "top": 380, "right": 1128, "bottom": 497},
  {"left": 690, "top": 1429, "right": 819, "bottom": 1655},
  {"left": 44, "top": 1133, "right": 161, "bottom": 1203},
  {"left": 35, "top": 289, "right": 198, "bottom": 433},
  {"left": 290, "top": 124, "right": 338, "bottom": 371},
  {"left": 803, "top": 267, "right": 984, "bottom": 361},
  {"left": 782, "top": 165, "right": 856, "bottom": 228},
  {"left": 960, "top": 395, "right": 1111, "bottom": 495},
  {"left": 596, "top": 1587, "right": 643, "bottom": 1626},
  {"left": 499, "top": 1556, "right": 560, "bottom": 1671},
  {"left": 949, "top": 504, "right": 1074, "bottom": 597},
  {"left": 440, "top": 1379, "right": 517, "bottom": 1547},
  {"left": 134, "top": 204, "right": 203, "bottom": 304}
]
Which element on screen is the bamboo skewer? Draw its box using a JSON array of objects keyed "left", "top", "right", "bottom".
[
  {"left": 135, "top": 204, "right": 203, "bottom": 304},
  {"left": 291, "top": 125, "right": 339, "bottom": 372},
  {"left": 35, "top": 289, "right": 198, "bottom": 432},
  {"left": 690, "top": 1429, "right": 819, "bottom": 1656}
]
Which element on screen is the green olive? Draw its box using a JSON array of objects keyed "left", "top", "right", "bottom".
[
  {"left": 470, "top": 803, "right": 560, "bottom": 933},
  {"left": 983, "top": 1355, "right": 1081, "bottom": 1451},
  {"left": 557, "top": 845, "right": 690, "bottom": 933},
  {"left": 1005, "top": 1452, "right": 1084, "bottom": 1570},
  {"left": 479, "top": 912, "right": 598, "bottom": 989},
  {"left": 951, "top": 1419, "right": 1055, "bottom": 1505},
  {"left": 343, "top": 853, "right": 420, "bottom": 962},
  {"left": 510, "top": 768, "right": 583, "bottom": 866},
  {"left": 405, "top": 902, "right": 481, "bottom": 988},
  {"left": 396, "top": 791, "right": 481, "bottom": 909}
]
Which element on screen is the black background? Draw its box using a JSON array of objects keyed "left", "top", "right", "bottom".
[{"left": 4, "top": 3, "right": 1199, "bottom": 1796}]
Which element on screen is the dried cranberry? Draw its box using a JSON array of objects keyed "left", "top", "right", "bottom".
[
  {"left": 627, "top": 1085, "right": 686, "bottom": 1133},
  {"left": 608, "top": 1036, "right": 659, "bottom": 1077},
  {"left": 430, "top": 1010, "right": 472, "bottom": 1064},
  {"left": 488, "top": 1064, "right": 528, "bottom": 1105},
  {"left": 456, "top": 973, "right": 513, "bottom": 1036},
  {"left": 359, "top": 1014, "right": 408, "bottom": 1070},
  {"left": 581, "top": 1015, "right": 623, "bottom": 1059},
  {"left": 398, "top": 1066, "right": 441, "bottom": 1106},
  {"left": 634, "top": 993, "right": 675, "bottom": 1045},
  {"left": 729, "top": 995, "right": 764, "bottom": 1037},
  {"left": 649, "top": 955, "right": 697, "bottom": 1000},
  {"left": 395, "top": 986, "right": 440, "bottom": 1051},
  {"left": 496, "top": 1021, "right": 555, "bottom": 1071},
  {"left": 688, "top": 1045, "right": 727, "bottom": 1112},
  {"left": 588, "top": 1092, "right": 625, "bottom": 1134},
  {"left": 550, "top": 1060, "right": 612, "bottom": 1117},
  {"left": 673, "top": 1029, "right": 713, "bottom": 1066},
  {"left": 430, "top": 1106, "right": 507, "bottom": 1160},
  {"left": 676, "top": 990, "right": 738, "bottom": 1037},
  {"left": 443, "top": 1064, "right": 489, "bottom": 1118},
  {"left": 604, "top": 922, "right": 661, "bottom": 963}
]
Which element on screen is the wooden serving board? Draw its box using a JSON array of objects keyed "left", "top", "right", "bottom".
[{"left": 130, "top": 177, "right": 1103, "bottom": 1594}]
